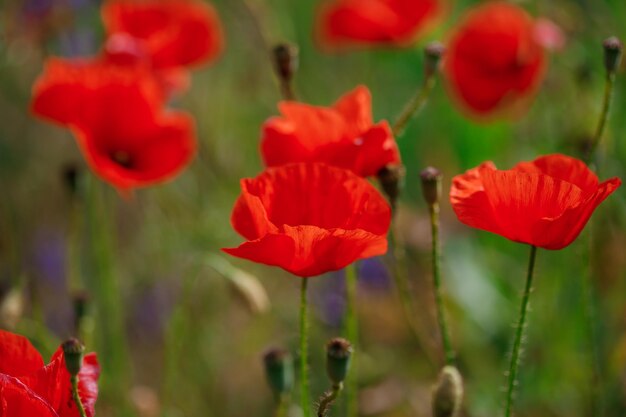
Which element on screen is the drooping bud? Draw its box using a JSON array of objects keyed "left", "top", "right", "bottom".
[
  {"left": 263, "top": 347, "right": 294, "bottom": 397},
  {"left": 420, "top": 166, "right": 443, "bottom": 207},
  {"left": 432, "top": 366, "right": 464, "bottom": 417},
  {"left": 603, "top": 36, "right": 623, "bottom": 74},
  {"left": 325, "top": 338, "right": 353, "bottom": 385},
  {"left": 62, "top": 338, "right": 85, "bottom": 377},
  {"left": 272, "top": 43, "right": 299, "bottom": 83},
  {"left": 377, "top": 165, "right": 405, "bottom": 212},
  {"left": 424, "top": 41, "right": 445, "bottom": 78}
]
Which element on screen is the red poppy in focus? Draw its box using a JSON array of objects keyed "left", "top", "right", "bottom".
[
  {"left": 31, "top": 58, "right": 197, "bottom": 193},
  {"left": 317, "top": 0, "right": 443, "bottom": 49},
  {"left": 223, "top": 163, "right": 391, "bottom": 277},
  {"left": 0, "top": 330, "right": 100, "bottom": 417},
  {"left": 443, "top": 1, "right": 558, "bottom": 120},
  {"left": 450, "top": 154, "right": 621, "bottom": 250},
  {"left": 261, "top": 86, "right": 400, "bottom": 177},
  {"left": 102, "top": 0, "right": 224, "bottom": 70}
]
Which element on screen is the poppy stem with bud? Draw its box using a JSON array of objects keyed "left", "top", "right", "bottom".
[
  {"left": 299, "top": 278, "right": 311, "bottom": 417},
  {"left": 272, "top": 43, "right": 299, "bottom": 101},
  {"left": 421, "top": 167, "right": 455, "bottom": 366},
  {"left": 317, "top": 338, "right": 353, "bottom": 417},
  {"left": 585, "top": 36, "right": 622, "bottom": 164},
  {"left": 264, "top": 348, "right": 294, "bottom": 417},
  {"left": 62, "top": 338, "right": 88, "bottom": 417},
  {"left": 343, "top": 264, "right": 358, "bottom": 417},
  {"left": 504, "top": 245, "right": 538, "bottom": 417},
  {"left": 392, "top": 42, "right": 444, "bottom": 137}
]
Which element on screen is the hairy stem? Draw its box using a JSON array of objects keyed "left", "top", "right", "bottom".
[
  {"left": 300, "top": 278, "right": 311, "bottom": 417},
  {"left": 344, "top": 264, "right": 358, "bottom": 417},
  {"left": 71, "top": 375, "right": 87, "bottom": 417},
  {"left": 317, "top": 383, "right": 343, "bottom": 417}
]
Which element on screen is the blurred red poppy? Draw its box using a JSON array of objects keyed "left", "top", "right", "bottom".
[
  {"left": 223, "top": 163, "right": 391, "bottom": 277},
  {"left": 317, "top": 0, "right": 443, "bottom": 49},
  {"left": 450, "top": 154, "right": 621, "bottom": 250},
  {"left": 443, "top": 1, "right": 554, "bottom": 120},
  {"left": 261, "top": 86, "right": 400, "bottom": 177},
  {"left": 31, "top": 58, "right": 197, "bottom": 193},
  {"left": 102, "top": 0, "right": 224, "bottom": 70},
  {"left": 0, "top": 330, "right": 100, "bottom": 417}
]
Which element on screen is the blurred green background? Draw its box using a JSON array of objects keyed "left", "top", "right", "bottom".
[{"left": 0, "top": 0, "right": 625, "bottom": 416}]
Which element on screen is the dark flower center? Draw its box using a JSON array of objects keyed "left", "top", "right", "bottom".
[{"left": 110, "top": 150, "right": 134, "bottom": 169}]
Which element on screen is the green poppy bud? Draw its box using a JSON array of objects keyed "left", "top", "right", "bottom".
[
  {"left": 420, "top": 166, "right": 443, "bottom": 207},
  {"left": 61, "top": 338, "right": 85, "bottom": 377},
  {"left": 263, "top": 347, "right": 294, "bottom": 396},
  {"left": 603, "top": 36, "right": 623, "bottom": 74},
  {"left": 326, "top": 338, "right": 353, "bottom": 385}
]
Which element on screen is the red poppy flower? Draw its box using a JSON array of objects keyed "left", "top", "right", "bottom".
[
  {"left": 261, "top": 86, "right": 400, "bottom": 177},
  {"left": 102, "top": 0, "right": 224, "bottom": 70},
  {"left": 443, "top": 1, "right": 555, "bottom": 119},
  {"left": 450, "top": 154, "right": 621, "bottom": 250},
  {"left": 0, "top": 330, "right": 100, "bottom": 417},
  {"left": 31, "top": 58, "right": 197, "bottom": 193},
  {"left": 317, "top": 0, "right": 443, "bottom": 49},
  {"left": 223, "top": 163, "right": 391, "bottom": 277}
]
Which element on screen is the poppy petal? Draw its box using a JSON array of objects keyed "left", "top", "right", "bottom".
[{"left": 0, "top": 330, "right": 45, "bottom": 377}]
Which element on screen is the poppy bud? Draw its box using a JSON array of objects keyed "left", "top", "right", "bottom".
[
  {"left": 424, "top": 41, "right": 445, "bottom": 78},
  {"left": 263, "top": 347, "right": 294, "bottom": 396},
  {"left": 272, "top": 43, "right": 299, "bottom": 82},
  {"left": 62, "top": 163, "right": 82, "bottom": 198},
  {"left": 326, "top": 338, "right": 353, "bottom": 385},
  {"left": 72, "top": 291, "right": 90, "bottom": 333},
  {"left": 62, "top": 338, "right": 85, "bottom": 377},
  {"left": 377, "top": 165, "right": 405, "bottom": 212},
  {"left": 432, "top": 366, "right": 464, "bottom": 417},
  {"left": 603, "top": 36, "right": 623, "bottom": 74},
  {"left": 420, "top": 166, "right": 443, "bottom": 207}
]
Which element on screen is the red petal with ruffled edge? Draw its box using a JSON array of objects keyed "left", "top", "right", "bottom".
[
  {"left": 102, "top": 0, "right": 224, "bottom": 69},
  {"left": 0, "top": 374, "right": 59, "bottom": 417},
  {"left": 450, "top": 154, "right": 621, "bottom": 249},
  {"left": 443, "top": 1, "right": 547, "bottom": 120},
  {"left": 224, "top": 163, "right": 391, "bottom": 277},
  {"left": 261, "top": 86, "right": 400, "bottom": 177}
]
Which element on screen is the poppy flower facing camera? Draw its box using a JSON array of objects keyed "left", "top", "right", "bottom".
[
  {"left": 317, "top": 0, "right": 444, "bottom": 49},
  {"left": 0, "top": 330, "right": 100, "bottom": 417},
  {"left": 102, "top": 0, "right": 224, "bottom": 70},
  {"left": 261, "top": 86, "right": 400, "bottom": 177},
  {"left": 450, "top": 154, "right": 621, "bottom": 250},
  {"left": 223, "top": 163, "right": 392, "bottom": 277},
  {"left": 31, "top": 58, "right": 197, "bottom": 194},
  {"left": 443, "top": 1, "right": 562, "bottom": 120}
]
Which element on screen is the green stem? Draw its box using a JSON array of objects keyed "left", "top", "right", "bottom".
[
  {"left": 299, "top": 278, "right": 311, "bottom": 417},
  {"left": 392, "top": 72, "right": 437, "bottom": 137},
  {"left": 388, "top": 226, "right": 437, "bottom": 368},
  {"left": 70, "top": 375, "right": 87, "bottom": 417},
  {"left": 585, "top": 71, "right": 616, "bottom": 165},
  {"left": 429, "top": 203, "right": 455, "bottom": 365},
  {"left": 344, "top": 264, "right": 358, "bottom": 417},
  {"left": 317, "top": 383, "right": 344, "bottom": 417},
  {"left": 275, "top": 393, "right": 290, "bottom": 417},
  {"left": 504, "top": 245, "right": 538, "bottom": 417}
]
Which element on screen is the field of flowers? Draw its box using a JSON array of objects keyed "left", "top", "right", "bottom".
[{"left": 1, "top": 0, "right": 626, "bottom": 417}]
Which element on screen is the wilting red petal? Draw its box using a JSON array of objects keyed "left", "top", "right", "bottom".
[
  {"left": 0, "top": 374, "right": 59, "bottom": 417},
  {"left": 102, "top": 0, "right": 224, "bottom": 69},
  {"left": 443, "top": 1, "right": 547, "bottom": 120},
  {"left": 450, "top": 154, "right": 621, "bottom": 249},
  {"left": 0, "top": 331, "right": 44, "bottom": 377},
  {"left": 224, "top": 163, "right": 391, "bottom": 277},
  {"left": 261, "top": 86, "right": 400, "bottom": 177},
  {"left": 317, "top": 0, "right": 443, "bottom": 49}
]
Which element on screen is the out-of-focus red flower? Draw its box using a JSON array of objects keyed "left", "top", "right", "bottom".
[
  {"left": 443, "top": 1, "right": 556, "bottom": 120},
  {"left": 31, "top": 58, "right": 197, "bottom": 193},
  {"left": 223, "top": 163, "right": 391, "bottom": 277},
  {"left": 450, "top": 154, "right": 621, "bottom": 250},
  {"left": 261, "top": 86, "right": 400, "bottom": 177},
  {"left": 0, "top": 330, "right": 100, "bottom": 417},
  {"left": 102, "top": 0, "right": 224, "bottom": 70},
  {"left": 317, "top": 0, "right": 443, "bottom": 49}
]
